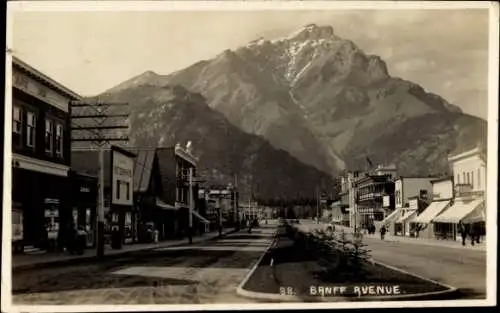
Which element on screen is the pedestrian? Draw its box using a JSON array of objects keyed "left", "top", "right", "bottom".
[
  {"left": 469, "top": 224, "right": 475, "bottom": 246},
  {"left": 458, "top": 222, "right": 467, "bottom": 246},
  {"left": 380, "top": 225, "right": 386, "bottom": 240}
]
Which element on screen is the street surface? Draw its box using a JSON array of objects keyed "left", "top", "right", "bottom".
[
  {"left": 12, "top": 225, "right": 276, "bottom": 305},
  {"left": 296, "top": 220, "right": 487, "bottom": 299}
]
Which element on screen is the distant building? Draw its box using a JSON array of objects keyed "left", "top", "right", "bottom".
[{"left": 354, "top": 173, "right": 395, "bottom": 228}]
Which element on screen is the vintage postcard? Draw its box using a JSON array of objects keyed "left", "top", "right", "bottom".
[{"left": 2, "top": 1, "right": 498, "bottom": 312}]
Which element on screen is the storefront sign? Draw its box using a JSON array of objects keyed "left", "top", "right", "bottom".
[
  {"left": 111, "top": 148, "right": 134, "bottom": 206},
  {"left": 382, "top": 196, "right": 390, "bottom": 207},
  {"left": 12, "top": 69, "right": 69, "bottom": 113}
]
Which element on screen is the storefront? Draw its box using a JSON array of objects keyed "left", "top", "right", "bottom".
[
  {"left": 432, "top": 197, "right": 485, "bottom": 241},
  {"left": 69, "top": 171, "right": 98, "bottom": 247},
  {"left": 12, "top": 166, "right": 71, "bottom": 251},
  {"left": 411, "top": 200, "right": 451, "bottom": 239}
]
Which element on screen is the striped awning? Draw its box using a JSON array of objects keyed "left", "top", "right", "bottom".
[
  {"left": 395, "top": 210, "right": 418, "bottom": 223},
  {"left": 412, "top": 200, "right": 450, "bottom": 224},
  {"left": 433, "top": 199, "right": 484, "bottom": 224}
]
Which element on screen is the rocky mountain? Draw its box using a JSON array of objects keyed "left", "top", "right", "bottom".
[
  {"left": 92, "top": 85, "right": 337, "bottom": 200},
  {"left": 105, "top": 23, "right": 487, "bottom": 176}
]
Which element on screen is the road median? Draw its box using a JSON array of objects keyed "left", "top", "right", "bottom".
[{"left": 236, "top": 222, "right": 458, "bottom": 302}]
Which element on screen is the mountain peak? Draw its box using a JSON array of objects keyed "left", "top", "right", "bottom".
[{"left": 287, "top": 24, "right": 335, "bottom": 41}]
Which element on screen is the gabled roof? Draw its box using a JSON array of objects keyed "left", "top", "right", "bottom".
[{"left": 130, "top": 149, "right": 157, "bottom": 193}]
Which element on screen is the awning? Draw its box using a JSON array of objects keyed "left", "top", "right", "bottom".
[
  {"left": 433, "top": 199, "right": 484, "bottom": 224},
  {"left": 412, "top": 200, "right": 450, "bottom": 224},
  {"left": 395, "top": 210, "right": 418, "bottom": 223},
  {"left": 156, "top": 198, "right": 177, "bottom": 211},
  {"left": 381, "top": 208, "right": 403, "bottom": 225},
  {"left": 192, "top": 211, "right": 210, "bottom": 224}
]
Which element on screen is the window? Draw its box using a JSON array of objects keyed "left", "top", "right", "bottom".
[
  {"left": 12, "top": 106, "right": 22, "bottom": 134},
  {"left": 457, "top": 174, "right": 460, "bottom": 184},
  {"left": 45, "top": 119, "right": 53, "bottom": 154},
  {"left": 478, "top": 169, "right": 481, "bottom": 188},
  {"left": 116, "top": 181, "right": 121, "bottom": 200},
  {"left": 471, "top": 171, "right": 474, "bottom": 189},
  {"left": 125, "top": 182, "right": 130, "bottom": 201},
  {"left": 462, "top": 172, "right": 466, "bottom": 185},
  {"left": 466, "top": 172, "right": 470, "bottom": 185},
  {"left": 55, "top": 124, "right": 63, "bottom": 157},
  {"left": 26, "top": 112, "right": 36, "bottom": 148}
]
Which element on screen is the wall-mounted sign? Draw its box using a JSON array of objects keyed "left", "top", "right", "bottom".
[
  {"left": 111, "top": 147, "right": 134, "bottom": 206},
  {"left": 382, "top": 195, "right": 391, "bottom": 207},
  {"left": 12, "top": 69, "right": 69, "bottom": 113}
]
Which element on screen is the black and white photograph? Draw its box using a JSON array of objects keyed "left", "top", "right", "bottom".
[{"left": 2, "top": 1, "right": 498, "bottom": 311}]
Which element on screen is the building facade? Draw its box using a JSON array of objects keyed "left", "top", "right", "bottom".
[
  {"left": 11, "top": 57, "right": 81, "bottom": 252},
  {"left": 339, "top": 171, "right": 364, "bottom": 229},
  {"left": 387, "top": 177, "right": 435, "bottom": 235},
  {"left": 354, "top": 173, "right": 395, "bottom": 229},
  {"left": 431, "top": 146, "right": 487, "bottom": 241},
  {"left": 156, "top": 143, "right": 209, "bottom": 238},
  {"left": 412, "top": 177, "right": 454, "bottom": 239}
]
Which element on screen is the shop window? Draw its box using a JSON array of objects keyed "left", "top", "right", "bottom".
[
  {"left": 45, "top": 119, "right": 53, "bottom": 154},
  {"left": 26, "top": 111, "right": 36, "bottom": 148},
  {"left": 55, "top": 124, "right": 63, "bottom": 158}
]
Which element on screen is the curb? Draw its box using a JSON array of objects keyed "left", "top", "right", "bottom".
[
  {"left": 13, "top": 229, "right": 238, "bottom": 272},
  {"left": 235, "top": 225, "right": 458, "bottom": 302},
  {"left": 235, "top": 226, "right": 279, "bottom": 301}
]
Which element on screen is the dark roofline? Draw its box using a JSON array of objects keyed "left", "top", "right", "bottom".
[
  {"left": 397, "top": 176, "right": 440, "bottom": 180},
  {"left": 111, "top": 145, "right": 137, "bottom": 158},
  {"left": 431, "top": 176, "right": 454, "bottom": 184},
  {"left": 70, "top": 170, "right": 98, "bottom": 180}
]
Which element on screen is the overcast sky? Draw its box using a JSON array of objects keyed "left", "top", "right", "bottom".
[{"left": 11, "top": 8, "right": 490, "bottom": 119}]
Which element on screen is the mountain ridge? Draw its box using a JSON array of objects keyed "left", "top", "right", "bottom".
[{"left": 103, "top": 23, "right": 486, "bottom": 177}]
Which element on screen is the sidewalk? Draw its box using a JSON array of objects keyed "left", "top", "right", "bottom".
[
  {"left": 296, "top": 220, "right": 486, "bottom": 252},
  {"left": 12, "top": 229, "right": 236, "bottom": 271}
]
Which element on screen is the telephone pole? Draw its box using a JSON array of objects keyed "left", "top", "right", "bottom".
[
  {"left": 70, "top": 100, "right": 129, "bottom": 259},
  {"left": 188, "top": 168, "right": 193, "bottom": 244}
]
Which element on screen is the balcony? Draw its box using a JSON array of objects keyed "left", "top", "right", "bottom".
[{"left": 357, "top": 192, "right": 384, "bottom": 202}]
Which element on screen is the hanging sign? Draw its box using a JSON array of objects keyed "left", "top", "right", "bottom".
[{"left": 111, "top": 147, "right": 135, "bottom": 206}]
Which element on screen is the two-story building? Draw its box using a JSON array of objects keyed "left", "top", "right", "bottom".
[
  {"left": 156, "top": 143, "right": 210, "bottom": 239},
  {"left": 387, "top": 176, "right": 435, "bottom": 235},
  {"left": 11, "top": 57, "right": 81, "bottom": 253},
  {"left": 412, "top": 177, "right": 454, "bottom": 239},
  {"left": 431, "top": 146, "right": 487, "bottom": 241}
]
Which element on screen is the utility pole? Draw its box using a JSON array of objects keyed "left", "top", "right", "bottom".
[
  {"left": 188, "top": 167, "right": 193, "bottom": 244},
  {"left": 316, "top": 185, "right": 320, "bottom": 224},
  {"left": 70, "top": 100, "right": 129, "bottom": 260}
]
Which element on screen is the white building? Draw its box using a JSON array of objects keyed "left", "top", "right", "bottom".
[
  {"left": 431, "top": 146, "right": 486, "bottom": 240},
  {"left": 412, "top": 177, "right": 454, "bottom": 239}
]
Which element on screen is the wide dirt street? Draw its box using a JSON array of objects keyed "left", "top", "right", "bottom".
[{"left": 12, "top": 225, "right": 276, "bottom": 305}]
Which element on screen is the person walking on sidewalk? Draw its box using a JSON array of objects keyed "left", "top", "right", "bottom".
[
  {"left": 458, "top": 222, "right": 467, "bottom": 246},
  {"left": 380, "top": 225, "right": 387, "bottom": 240}
]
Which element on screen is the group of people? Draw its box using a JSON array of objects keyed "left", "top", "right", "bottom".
[{"left": 458, "top": 222, "right": 482, "bottom": 246}]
